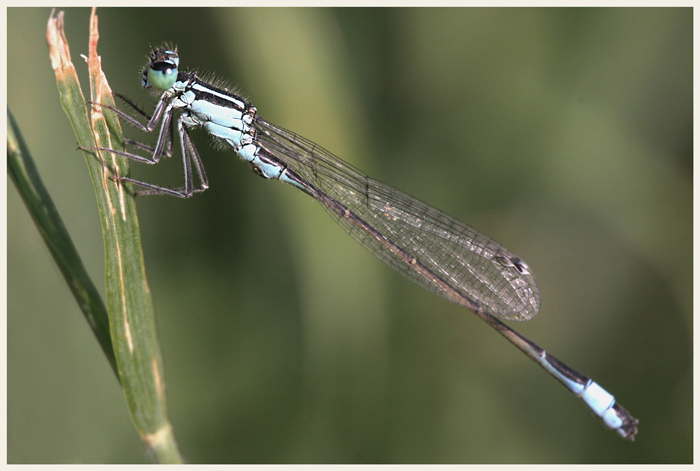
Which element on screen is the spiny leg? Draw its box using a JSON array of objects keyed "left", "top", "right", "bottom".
[
  {"left": 115, "top": 117, "right": 208, "bottom": 197},
  {"left": 81, "top": 96, "right": 207, "bottom": 197}
]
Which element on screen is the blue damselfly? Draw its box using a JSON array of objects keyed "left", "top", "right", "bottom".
[{"left": 85, "top": 46, "right": 638, "bottom": 440}]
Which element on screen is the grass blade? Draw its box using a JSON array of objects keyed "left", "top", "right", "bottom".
[
  {"left": 46, "top": 9, "right": 182, "bottom": 463},
  {"left": 8, "top": 107, "right": 118, "bottom": 378}
]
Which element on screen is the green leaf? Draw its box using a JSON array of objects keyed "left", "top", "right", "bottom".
[
  {"left": 46, "top": 9, "right": 182, "bottom": 463},
  {"left": 8, "top": 108, "right": 118, "bottom": 378}
]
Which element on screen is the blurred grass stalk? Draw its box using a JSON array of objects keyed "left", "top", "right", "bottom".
[
  {"left": 40, "top": 8, "right": 182, "bottom": 463},
  {"left": 8, "top": 108, "right": 118, "bottom": 375}
]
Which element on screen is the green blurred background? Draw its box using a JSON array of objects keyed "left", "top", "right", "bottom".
[{"left": 8, "top": 7, "right": 691, "bottom": 464}]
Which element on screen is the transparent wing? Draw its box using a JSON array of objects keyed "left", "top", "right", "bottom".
[{"left": 255, "top": 117, "right": 540, "bottom": 321}]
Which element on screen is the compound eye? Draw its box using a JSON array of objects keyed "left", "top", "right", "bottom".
[{"left": 145, "top": 62, "right": 178, "bottom": 91}]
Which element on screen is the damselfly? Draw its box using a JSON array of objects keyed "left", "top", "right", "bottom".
[{"left": 85, "top": 45, "right": 638, "bottom": 440}]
